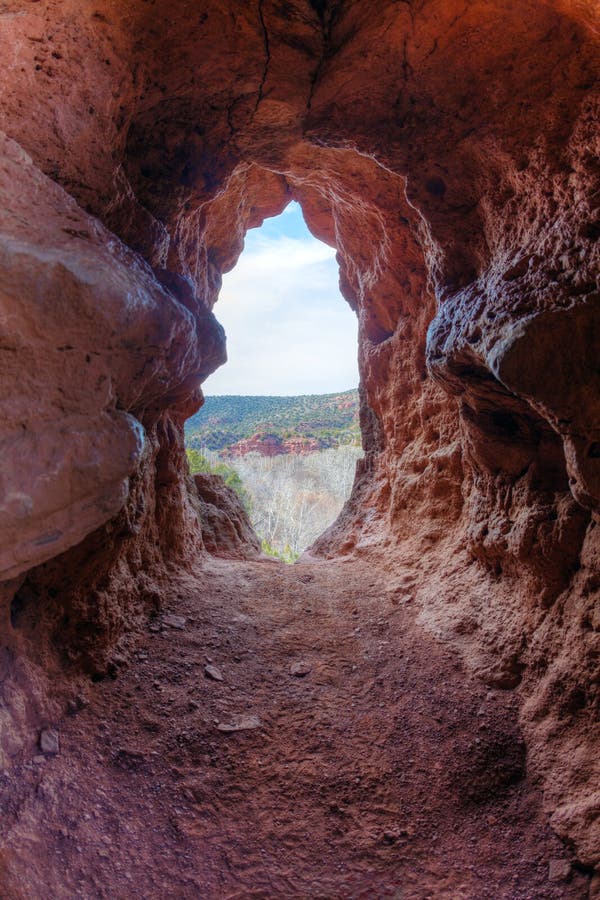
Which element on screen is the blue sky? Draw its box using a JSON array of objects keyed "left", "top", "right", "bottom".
[{"left": 203, "top": 202, "right": 359, "bottom": 396}]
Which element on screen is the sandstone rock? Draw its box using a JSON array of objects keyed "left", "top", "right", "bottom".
[
  {"left": 0, "top": 132, "right": 216, "bottom": 582},
  {"left": 227, "top": 433, "right": 287, "bottom": 458},
  {"left": 39, "top": 729, "right": 59, "bottom": 756},
  {"left": 548, "top": 859, "right": 571, "bottom": 882},
  {"left": 227, "top": 433, "right": 324, "bottom": 457},
  {"left": 66, "top": 695, "right": 88, "bottom": 716},
  {"left": 163, "top": 614, "right": 187, "bottom": 631},
  {"left": 290, "top": 661, "right": 312, "bottom": 677},
  {"left": 204, "top": 665, "right": 224, "bottom": 682},
  {"left": 216, "top": 715, "right": 261, "bottom": 733},
  {"left": 192, "top": 473, "right": 261, "bottom": 560}
]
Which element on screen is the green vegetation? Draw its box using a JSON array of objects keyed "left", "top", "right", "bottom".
[
  {"left": 186, "top": 448, "right": 251, "bottom": 512},
  {"left": 184, "top": 389, "right": 360, "bottom": 453},
  {"left": 185, "top": 393, "right": 363, "bottom": 560},
  {"left": 260, "top": 539, "right": 300, "bottom": 565}
]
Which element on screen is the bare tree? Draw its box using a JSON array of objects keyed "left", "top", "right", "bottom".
[{"left": 230, "top": 446, "right": 362, "bottom": 554}]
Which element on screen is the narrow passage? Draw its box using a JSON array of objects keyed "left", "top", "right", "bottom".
[{"left": 1, "top": 559, "right": 586, "bottom": 898}]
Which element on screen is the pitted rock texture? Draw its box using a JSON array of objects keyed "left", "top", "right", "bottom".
[{"left": 0, "top": 0, "right": 599, "bottom": 879}]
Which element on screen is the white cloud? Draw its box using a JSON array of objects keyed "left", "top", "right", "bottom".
[{"left": 203, "top": 220, "right": 358, "bottom": 396}]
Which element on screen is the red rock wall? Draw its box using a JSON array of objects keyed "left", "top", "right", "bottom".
[{"left": 0, "top": 0, "right": 599, "bottom": 868}]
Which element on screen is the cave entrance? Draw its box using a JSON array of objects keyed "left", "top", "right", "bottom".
[{"left": 185, "top": 202, "right": 362, "bottom": 561}]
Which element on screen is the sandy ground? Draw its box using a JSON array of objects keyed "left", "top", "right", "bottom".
[{"left": 0, "top": 557, "right": 589, "bottom": 898}]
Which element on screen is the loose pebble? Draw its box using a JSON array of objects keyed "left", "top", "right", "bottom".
[
  {"left": 40, "top": 728, "right": 60, "bottom": 755},
  {"left": 204, "top": 664, "right": 224, "bottom": 682}
]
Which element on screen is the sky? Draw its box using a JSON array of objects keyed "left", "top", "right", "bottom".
[{"left": 202, "top": 202, "right": 359, "bottom": 396}]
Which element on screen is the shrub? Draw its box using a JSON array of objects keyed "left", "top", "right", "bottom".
[
  {"left": 186, "top": 448, "right": 252, "bottom": 512},
  {"left": 261, "top": 539, "right": 300, "bottom": 565}
]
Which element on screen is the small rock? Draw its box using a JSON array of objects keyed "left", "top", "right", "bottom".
[
  {"left": 188, "top": 700, "right": 200, "bottom": 711},
  {"left": 216, "top": 715, "right": 261, "bottom": 733},
  {"left": 148, "top": 623, "right": 161, "bottom": 633},
  {"left": 548, "top": 859, "right": 571, "bottom": 882},
  {"left": 204, "top": 664, "right": 223, "bottom": 682},
  {"left": 66, "top": 694, "right": 88, "bottom": 716},
  {"left": 290, "top": 661, "right": 312, "bottom": 677},
  {"left": 40, "top": 728, "right": 59, "bottom": 755},
  {"left": 329, "top": 802, "right": 347, "bottom": 814},
  {"left": 110, "top": 652, "right": 128, "bottom": 668},
  {"left": 33, "top": 755, "right": 46, "bottom": 764},
  {"left": 163, "top": 614, "right": 187, "bottom": 630}
]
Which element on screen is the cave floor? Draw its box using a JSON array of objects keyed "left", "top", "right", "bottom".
[{"left": 1, "top": 557, "right": 588, "bottom": 899}]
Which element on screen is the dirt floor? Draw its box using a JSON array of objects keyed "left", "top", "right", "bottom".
[{"left": 0, "top": 557, "right": 590, "bottom": 899}]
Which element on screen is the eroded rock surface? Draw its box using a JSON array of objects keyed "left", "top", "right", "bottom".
[
  {"left": 227, "top": 432, "right": 324, "bottom": 457},
  {"left": 0, "top": 0, "right": 599, "bottom": 882},
  {"left": 192, "top": 473, "right": 262, "bottom": 559}
]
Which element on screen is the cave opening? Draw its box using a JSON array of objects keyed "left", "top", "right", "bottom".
[{"left": 186, "top": 200, "right": 363, "bottom": 559}]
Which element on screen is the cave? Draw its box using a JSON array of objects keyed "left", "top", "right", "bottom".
[{"left": 0, "top": 0, "right": 599, "bottom": 895}]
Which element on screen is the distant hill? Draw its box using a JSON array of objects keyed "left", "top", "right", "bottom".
[{"left": 185, "top": 390, "right": 361, "bottom": 455}]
